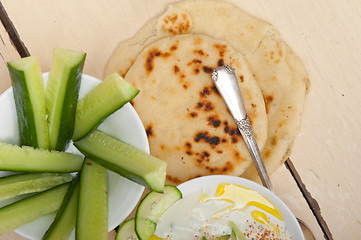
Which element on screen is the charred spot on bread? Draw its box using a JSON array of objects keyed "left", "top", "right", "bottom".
[
  {"left": 174, "top": 65, "right": 180, "bottom": 73},
  {"left": 264, "top": 95, "right": 274, "bottom": 114},
  {"left": 224, "top": 125, "right": 229, "bottom": 133},
  {"left": 194, "top": 131, "right": 221, "bottom": 147},
  {"left": 218, "top": 59, "right": 225, "bottom": 67},
  {"left": 213, "top": 43, "right": 227, "bottom": 57},
  {"left": 187, "top": 59, "right": 202, "bottom": 65},
  {"left": 200, "top": 87, "right": 211, "bottom": 97},
  {"left": 170, "top": 44, "right": 178, "bottom": 51},
  {"left": 240, "top": 75, "right": 245, "bottom": 82},
  {"left": 189, "top": 112, "right": 198, "bottom": 118},
  {"left": 271, "top": 136, "right": 278, "bottom": 146},
  {"left": 202, "top": 66, "right": 213, "bottom": 73},
  {"left": 194, "top": 49, "right": 205, "bottom": 55},
  {"left": 145, "top": 125, "right": 153, "bottom": 137},
  {"left": 195, "top": 100, "right": 214, "bottom": 112},
  {"left": 207, "top": 116, "right": 221, "bottom": 128},
  {"left": 145, "top": 48, "right": 171, "bottom": 75},
  {"left": 166, "top": 175, "right": 181, "bottom": 184},
  {"left": 211, "top": 86, "right": 220, "bottom": 95},
  {"left": 161, "top": 13, "right": 191, "bottom": 35}
]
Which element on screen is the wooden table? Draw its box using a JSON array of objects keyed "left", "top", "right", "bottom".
[{"left": 0, "top": 0, "right": 360, "bottom": 239}]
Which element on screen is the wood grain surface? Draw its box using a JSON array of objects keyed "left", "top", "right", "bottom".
[{"left": 1, "top": 0, "right": 360, "bottom": 239}]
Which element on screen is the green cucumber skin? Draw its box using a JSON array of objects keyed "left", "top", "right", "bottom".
[
  {"left": 9, "top": 67, "right": 37, "bottom": 147},
  {"left": 54, "top": 59, "right": 84, "bottom": 150},
  {"left": 115, "top": 218, "right": 139, "bottom": 240},
  {"left": 135, "top": 218, "right": 155, "bottom": 240},
  {"left": 47, "top": 50, "right": 86, "bottom": 151},
  {"left": 0, "top": 173, "right": 72, "bottom": 201},
  {"left": 135, "top": 186, "right": 182, "bottom": 240},
  {"left": 74, "top": 130, "right": 166, "bottom": 192},
  {"left": 76, "top": 158, "right": 108, "bottom": 240},
  {"left": 72, "top": 73, "right": 139, "bottom": 141},
  {"left": 42, "top": 175, "right": 80, "bottom": 240},
  {"left": 7, "top": 58, "right": 49, "bottom": 149},
  {"left": 0, "top": 182, "right": 69, "bottom": 235},
  {"left": 0, "top": 142, "right": 83, "bottom": 172},
  {"left": 75, "top": 146, "right": 149, "bottom": 191}
]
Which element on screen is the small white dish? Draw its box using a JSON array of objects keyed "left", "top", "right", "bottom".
[
  {"left": 176, "top": 175, "right": 305, "bottom": 240},
  {"left": 0, "top": 73, "right": 148, "bottom": 240}
]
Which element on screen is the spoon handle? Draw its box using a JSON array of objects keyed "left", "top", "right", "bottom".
[{"left": 212, "top": 65, "right": 273, "bottom": 192}]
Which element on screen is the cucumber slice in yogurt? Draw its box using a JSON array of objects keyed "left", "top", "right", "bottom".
[
  {"left": 135, "top": 185, "right": 182, "bottom": 240},
  {"left": 228, "top": 221, "right": 246, "bottom": 240},
  {"left": 46, "top": 48, "right": 86, "bottom": 151},
  {"left": 72, "top": 73, "right": 139, "bottom": 141},
  {"left": 116, "top": 218, "right": 138, "bottom": 240},
  {"left": 7, "top": 56, "right": 50, "bottom": 149}
]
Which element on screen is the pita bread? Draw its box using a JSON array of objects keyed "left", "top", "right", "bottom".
[
  {"left": 124, "top": 34, "right": 268, "bottom": 184},
  {"left": 105, "top": 0, "right": 309, "bottom": 182}
]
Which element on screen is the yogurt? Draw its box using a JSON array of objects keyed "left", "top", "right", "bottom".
[{"left": 154, "top": 183, "right": 293, "bottom": 240}]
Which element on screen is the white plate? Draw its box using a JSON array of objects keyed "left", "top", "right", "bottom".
[
  {"left": 0, "top": 73, "right": 148, "bottom": 240},
  {"left": 177, "top": 175, "right": 305, "bottom": 240}
]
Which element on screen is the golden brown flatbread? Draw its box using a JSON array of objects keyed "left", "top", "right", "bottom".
[
  {"left": 105, "top": 0, "right": 309, "bottom": 182},
  {"left": 124, "top": 34, "right": 268, "bottom": 184}
]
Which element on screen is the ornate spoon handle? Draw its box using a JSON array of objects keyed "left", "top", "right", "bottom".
[{"left": 212, "top": 65, "right": 273, "bottom": 191}]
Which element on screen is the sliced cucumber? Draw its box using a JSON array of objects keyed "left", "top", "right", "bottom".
[
  {"left": 7, "top": 56, "right": 50, "bottom": 149},
  {"left": 0, "top": 173, "right": 72, "bottom": 201},
  {"left": 228, "top": 221, "right": 246, "bottom": 240},
  {"left": 46, "top": 48, "right": 86, "bottom": 151},
  {"left": 0, "top": 182, "right": 69, "bottom": 235},
  {"left": 76, "top": 158, "right": 108, "bottom": 240},
  {"left": 0, "top": 141, "right": 83, "bottom": 172},
  {"left": 42, "top": 175, "right": 80, "bottom": 240},
  {"left": 72, "top": 73, "right": 139, "bottom": 141},
  {"left": 135, "top": 185, "right": 182, "bottom": 240},
  {"left": 74, "top": 130, "right": 166, "bottom": 192},
  {"left": 116, "top": 218, "right": 139, "bottom": 240}
]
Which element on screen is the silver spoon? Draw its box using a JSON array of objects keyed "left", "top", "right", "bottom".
[{"left": 212, "top": 65, "right": 315, "bottom": 240}]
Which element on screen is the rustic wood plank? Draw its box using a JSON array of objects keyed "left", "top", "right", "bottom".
[
  {"left": 5, "top": 0, "right": 360, "bottom": 239},
  {"left": 0, "top": 1, "right": 326, "bottom": 239}
]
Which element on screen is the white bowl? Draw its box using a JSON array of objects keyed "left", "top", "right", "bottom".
[
  {"left": 0, "top": 73, "right": 148, "bottom": 240},
  {"left": 176, "top": 175, "right": 305, "bottom": 240}
]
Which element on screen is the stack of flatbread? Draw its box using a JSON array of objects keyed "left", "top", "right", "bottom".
[{"left": 104, "top": 0, "right": 309, "bottom": 184}]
